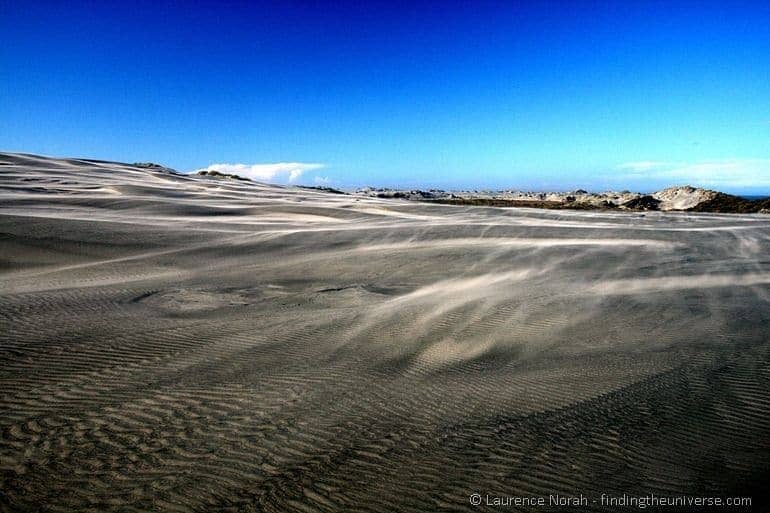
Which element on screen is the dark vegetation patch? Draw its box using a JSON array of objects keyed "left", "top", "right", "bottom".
[
  {"left": 133, "top": 162, "right": 181, "bottom": 174},
  {"left": 297, "top": 185, "right": 347, "bottom": 194},
  {"left": 623, "top": 195, "right": 661, "bottom": 211},
  {"left": 196, "top": 170, "right": 251, "bottom": 181},
  {"left": 688, "top": 193, "right": 770, "bottom": 213},
  {"left": 428, "top": 198, "right": 616, "bottom": 210}
]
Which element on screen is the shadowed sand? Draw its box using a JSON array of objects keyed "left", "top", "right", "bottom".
[{"left": 1, "top": 153, "right": 770, "bottom": 512}]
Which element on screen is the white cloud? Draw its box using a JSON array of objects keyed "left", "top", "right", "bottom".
[
  {"left": 313, "top": 176, "right": 330, "bottom": 185},
  {"left": 196, "top": 162, "right": 324, "bottom": 183},
  {"left": 616, "top": 159, "right": 770, "bottom": 189}
]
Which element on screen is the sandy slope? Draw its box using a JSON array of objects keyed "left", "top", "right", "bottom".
[
  {"left": 1, "top": 152, "right": 770, "bottom": 512},
  {"left": 652, "top": 186, "right": 719, "bottom": 211}
]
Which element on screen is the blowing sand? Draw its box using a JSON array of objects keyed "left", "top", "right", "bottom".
[{"left": 1, "top": 153, "right": 770, "bottom": 512}]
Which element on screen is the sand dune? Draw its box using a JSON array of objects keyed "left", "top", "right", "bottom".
[{"left": 1, "top": 153, "right": 770, "bottom": 512}]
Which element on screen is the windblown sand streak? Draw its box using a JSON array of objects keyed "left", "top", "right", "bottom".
[{"left": 1, "top": 153, "right": 769, "bottom": 512}]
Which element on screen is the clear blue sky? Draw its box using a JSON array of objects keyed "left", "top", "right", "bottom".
[{"left": 2, "top": 1, "right": 769, "bottom": 192}]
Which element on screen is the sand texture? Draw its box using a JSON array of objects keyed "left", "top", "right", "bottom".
[{"left": 1, "top": 153, "right": 769, "bottom": 512}]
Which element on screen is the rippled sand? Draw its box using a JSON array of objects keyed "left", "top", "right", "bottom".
[{"left": 2, "top": 153, "right": 769, "bottom": 512}]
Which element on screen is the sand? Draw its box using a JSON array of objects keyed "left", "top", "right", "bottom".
[{"left": 1, "top": 152, "right": 769, "bottom": 512}]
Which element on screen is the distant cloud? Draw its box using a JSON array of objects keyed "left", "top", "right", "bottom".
[
  {"left": 616, "top": 159, "right": 770, "bottom": 189},
  {"left": 196, "top": 162, "right": 324, "bottom": 183},
  {"left": 313, "top": 176, "right": 331, "bottom": 185}
]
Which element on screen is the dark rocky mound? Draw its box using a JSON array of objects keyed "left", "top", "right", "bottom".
[
  {"left": 688, "top": 193, "right": 770, "bottom": 213},
  {"left": 623, "top": 195, "right": 661, "bottom": 211}
]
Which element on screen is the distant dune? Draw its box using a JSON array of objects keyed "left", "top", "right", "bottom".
[
  {"left": 355, "top": 185, "right": 770, "bottom": 213},
  {"left": 2, "top": 152, "right": 770, "bottom": 512}
]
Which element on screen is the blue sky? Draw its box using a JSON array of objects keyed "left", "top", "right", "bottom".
[{"left": 2, "top": 1, "right": 770, "bottom": 192}]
